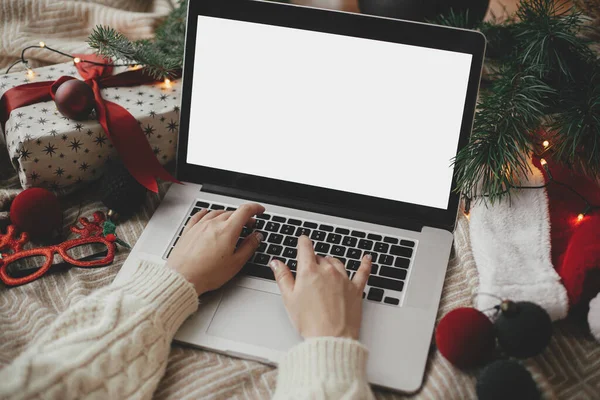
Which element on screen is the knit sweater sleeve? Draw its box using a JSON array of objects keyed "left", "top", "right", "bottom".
[
  {"left": 273, "top": 337, "right": 376, "bottom": 399},
  {"left": 0, "top": 261, "right": 199, "bottom": 400}
]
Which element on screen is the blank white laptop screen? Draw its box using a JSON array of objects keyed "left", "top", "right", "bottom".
[{"left": 187, "top": 15, "right": 473, "bottom": 210}]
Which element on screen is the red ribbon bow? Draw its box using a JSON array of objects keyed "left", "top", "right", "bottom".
[{"left": 0, "top": 54, "right": 179, "bottom": 192}]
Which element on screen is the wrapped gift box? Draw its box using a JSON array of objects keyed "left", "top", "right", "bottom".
[{"left": 0, "top": 61, "right": 181, "bottom": 190}]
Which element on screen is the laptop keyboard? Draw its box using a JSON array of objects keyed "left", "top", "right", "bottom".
[{"left": 165, "top": 201, "right": 417, "bottom": 307}]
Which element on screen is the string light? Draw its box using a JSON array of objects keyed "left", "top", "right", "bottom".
[
  {"left": 26, "top": 68, "right": 34, "bottom": 78},
  {"left": 462, "top": 141, "right": 598, "bottom": 224},
  {"left": 164, "top": 78, "right": 171, "bottom": 88},
  {"left": 73, "top": 57, "right": 81, "bottom": 64},
  {"left": 39, "top": 41, "right": 45, "bottom": 48}
]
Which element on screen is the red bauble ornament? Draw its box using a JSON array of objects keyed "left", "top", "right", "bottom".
[
  {"left": 54, "top": 79, "right": 95, "bottom": 120},
  {"left": 435, "top": 307, "right": 495, "bottom": 369},
  {"left": 10, "top": 188, "right": 62, "bottom": 239}
]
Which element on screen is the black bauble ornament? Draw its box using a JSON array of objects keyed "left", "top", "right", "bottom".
[
  {"left": 476, "top": 360, "right": 540, "bottom": 400},
  {"left": 495, "top": 301, "right": 553, "bottom": 358},
  {"left": 100, "top": 160, "right": 147, "bottom": 218},
  {"left": 54, "top": 79, "right": 95, "bottom": 120}
]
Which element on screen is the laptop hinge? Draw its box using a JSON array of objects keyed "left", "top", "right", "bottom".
[{"left": 201, "top": 184, "right": 425, "bottom": 233}]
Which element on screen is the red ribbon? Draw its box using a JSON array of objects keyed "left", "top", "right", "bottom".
[{"left": 0, "top": 54, "right": 179, "bottom": 193}]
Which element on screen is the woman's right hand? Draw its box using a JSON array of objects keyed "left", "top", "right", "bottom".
[{"left": 268, "top": 236, "right": 372, "bottom": 340}]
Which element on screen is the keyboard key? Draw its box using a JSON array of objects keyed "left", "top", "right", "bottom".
[
  {"left": 367, "top": 287, "right": 384, "bottom": 302},
  {"left": 258, "top": 242, "right": 267, "bottom": 253},
  {"left": 272, "top": 256, "right": 286, "bottom": 264},
  {"left": 288, "top": 219, "right": 302, "bottom": 226},
  {"left": 166, "top": 248, "right": 173, "bottom": 259},
  {"left": 179, "top": 227, "right": 185, "bottom": 236},
  {"left": 383, "top": 236, "right": 398, "bottom": 244},
  {"left": 367, "top": 233, "right": 382, "bottom": 241},
  {"left": 326, "top": 233, "right": 342, "bottom": 244},
  {"left": 362, "top": 292, "right": 366, "bottom": 299},
  {"left": 211, "top": 204, "right": 225, "bottom": 210},
  {"left": 267, "top": 244, "right": 283, "bottom": 256},
  {"left": 304, "top": 221, "right": 318, "bottom": 228},
  {"left": 273, "top": 216, "right": 287, "bottom": 223},
  {"left": 334, "top": 257, "right": 347, "bottom": 265},
  {"left": 190, "top": 207, "right": 202, "bottom": 216},
  {"left": 196, "top": 201, "right": 210, "bottom": 208},
  {"left": 317, "top": 253, "right": 327, "bottom": 258},
  {"left": 335, "top": 227, "right": 350, "bottom": 235},
  {"left": 362, "top": 251, "right": 377, "bottom": 263},
  {"left": 243, "top": 263, "right": 274, "bottom": 280},
  {"left": 368, "top": 276, "right": 404, "bottom": 292},
  {"left": 379, "top": 254, "right": 394, "bottom": 265},
  {"left": 315, "top": 242, "right": 331, "bottom": 253},
  {"left": 291, "top": 271, "right": 297, "bottom": 278},
  {"left": 351, "top": 230, "right": 366, "bottom": 238},
  {"left": 394, "top": 257, "right": 410, "bottom": 269},
  {"left": 391, "top": 245, "right": 413, "bottom": 258},
  {"left": 319, "top": 224, "right": 334, "bottom": 232},
  {"left": 283, "top": 236, "right": 298, "bottom": 247},
  {"left": 346, "top": 270, "right": 352, "bottom": 277},
  {"left": 289, "top": 260, "right": 298, "bottom": 270},
  {"left": 268, "top": 233, "right": 283, "bottom": 244},
  {"left": 401, "top": 239, "right": 415, "bottom": 248},
  {"left": 281, "top": 224, "right": 296, "bottom": 235},
  {"left": 371, "top": 264, "right": 379, "bottom": 275},
  {"left": 342, "top": 236, "right": 358, "bottom": 247},
  {"left": 374, "top": 242, "right": 389, "bottom": 253},
  {"left": 331, "top": 245, "right": 345, "bottom": 256},
  {"left": 358, "top": 239, "right": 373, "bottom": 250},
  {"left": 240, "top": 227, "right": 251, "bottom": 237},
  {"left": 173, "top": 236, "right": 180, "bottom": 247},
  {"left": 384, "top": 297, "right": 400, "bottom": 305},
  {"left": 295, "top": 227, "right": 311, "bottom": 237},
  {"left": 257, "top": 214, "right": 271, "bottom": 220},
  {"left": 254, "top": 253, "right": 270, "bottom": 265},
  {"left": 283, "top": 247, "right": 297, "bottom": 258},
  {"left": 347, "top": 260, "right": 361, "bottom": 270},
  {"left": 256, "top": 219, "right": 265, "bottom": 229},
  {"left": 311, "top": 231, "right": 327, "bottom": 241},
  {"left": 347, "top": 248, "right": 361, "bottom": 259},
  {"left": 380, "top": 266, "right": 407, "bottom": 280},
  {"left": 226, "top": 207, "right": 237, "bottom": 211},
  {"left": 265, "top": 222, "right": 281, "bottom": 232},
  {"left": 185, "top": 217, "right": 191, "bottom": 225}
]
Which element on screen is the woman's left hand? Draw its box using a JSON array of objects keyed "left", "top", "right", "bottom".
[{"left": 166, "top": 203, "right": 266, "bottom": 295}]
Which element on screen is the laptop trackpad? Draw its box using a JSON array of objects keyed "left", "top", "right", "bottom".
[{"left": 206, "top": 286, "right": 301, "bottom": 351}]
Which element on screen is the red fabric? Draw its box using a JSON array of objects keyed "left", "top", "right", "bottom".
[
  {"left": 534, "top": 158, "right": 600, "bottom": 307},
  {"left": 0, "top": 54, "right": 180, "bottom": 193},
  {"left": 0, "top": 212, "right": 116, "bottom": 287},
  {"left": 435, "top": 307, "right": 495, "bottom": 369}
]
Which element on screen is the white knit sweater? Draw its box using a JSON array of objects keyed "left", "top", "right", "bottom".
[{"left": 0, "top": 262, "right": 374, "bottom": 400}]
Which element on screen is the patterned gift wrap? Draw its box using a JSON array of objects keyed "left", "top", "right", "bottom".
[{"left": 0, "top": 62, "right": 181, "bottom": 191}]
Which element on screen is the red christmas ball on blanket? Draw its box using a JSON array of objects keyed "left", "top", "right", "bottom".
[
  {"left": 54, "top": 79, "right": 95, "bottom": 120},
  {"left": 10, "top": 188, "right": 61, "bottom": 239},
  {"left": 435, "top": 307, "right": 495, "bottom": 369}
]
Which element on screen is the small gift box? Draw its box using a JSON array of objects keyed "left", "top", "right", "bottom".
[{"left": 0, "top": 56, "right": 180, "bottom": 192}]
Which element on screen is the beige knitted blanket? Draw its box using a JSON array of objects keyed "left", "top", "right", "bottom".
[{"left": 1, "top": 1, "right": 598, "bottom": 398}]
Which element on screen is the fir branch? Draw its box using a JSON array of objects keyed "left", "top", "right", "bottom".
[{"left": 454, "top": 68, "right": 555, "bottom": 202}]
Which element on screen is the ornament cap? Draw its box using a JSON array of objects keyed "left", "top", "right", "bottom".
[
  {"left": 107, "top": 209, "right": 120, "bottom": 222},
  {"left": 500, "top": 300, "right": 518, "bottom": 316}
]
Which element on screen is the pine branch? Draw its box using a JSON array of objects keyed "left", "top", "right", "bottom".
[{"left": 453, "top": 67, "right": 555, "bottom": 202}]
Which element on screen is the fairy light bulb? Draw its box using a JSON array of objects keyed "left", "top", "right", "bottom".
[
  {"left": 540, "top": 158, "right": 547, "bottom": 166},
  {"left": 73, "top": 57, "right": 81, "bottom": 64},
  {"left": 26, "top": 68, "right": 34, "bottom": 78},
  {"left": 164, "top": 78, "right": 171, "bottom": 88},
  {"left": 577, "top": 213, "right": 584, "bottom": 222},
  {"left": 542, "top": 140, "right": 549, "bottom": 148},
  {"left": 39, "top": 41, "right": 46, "bottom": 48}
]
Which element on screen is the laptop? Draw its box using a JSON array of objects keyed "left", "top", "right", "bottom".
[{"left": 113, "top": 0, "right": 485, "bottom": 393}]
